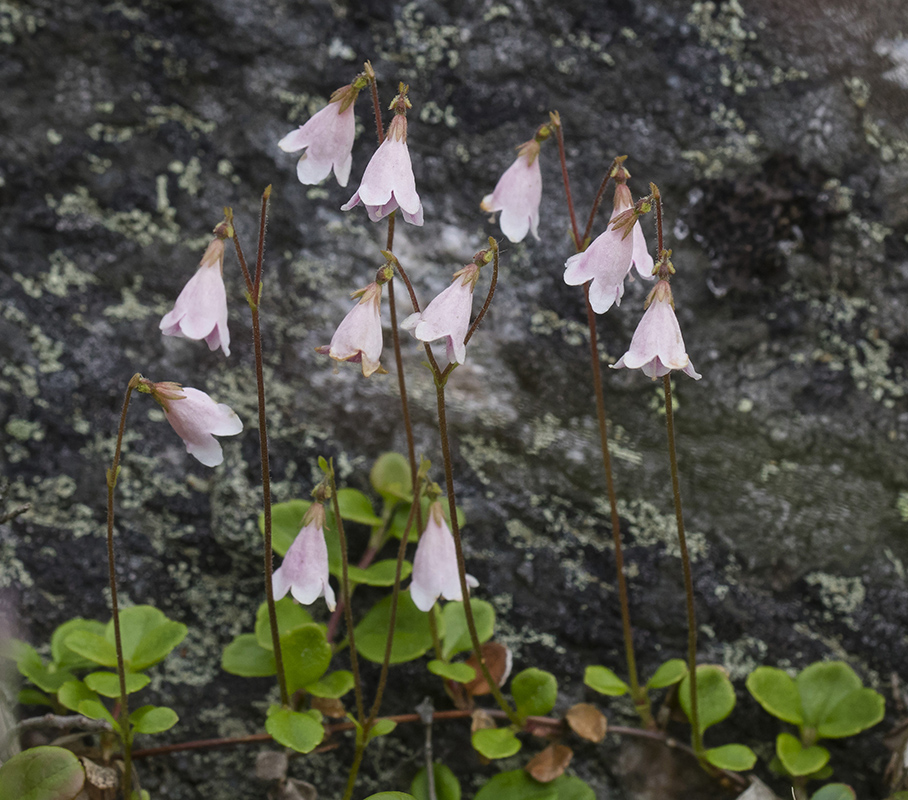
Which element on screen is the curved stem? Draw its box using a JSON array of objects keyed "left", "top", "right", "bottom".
[
  {"left": 463, "top": 240, "right": 499, "bottom": 348},
  {"left": 553, "top": 119, "right": 581, "bottom": 248},
  {"left": 106, "top": 374, "right": 141, "bottom": 798},
  {"left": 368, "top": 71, "right": 384, "bottom": 144},
  {"left": 581, "top": 157, "right": 623, "bottom": 245},
  {"left": 662, "top": 375, "right": 701, "bottom": 753}
]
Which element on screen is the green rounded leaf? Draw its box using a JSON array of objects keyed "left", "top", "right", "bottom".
[
  {"left": 261, "top": 500, "right": 311, "bottom": 556},
  {"left": 367, "top": 718, "right": 397, "bottom": 741},
  {"left": 85, "top": 671, "right": 150, "bottom": 697},
  {"left": 0, "top": 746, "right": 85, "bottom": 800},
  {"left": 347, "top": 559, "right": 413, "bottom": 587},
  {"left": 306, "top": 670, "right": 354, "bottom": 699},
  {"left": 281, "top": 624, "right": 332, "bottom": 693},
  {"left": 255, "top": 597, "right": 316, "bottom": 650},
  {"left": 549, "top": 776, "right": 596, "bottom": 800},
  {"left": 336, "top": 488, "right": 383, "bottom": 526},
  {"left": 362, "top": 794, "right": 417, "bottom": 800},
  {"left": 678, "top": 665, "right": 736, "bottom": 736},
  {"left": 105, "top": 606, "right": 187, "bottom": 671},
  {"left": 811, "top": 785, "right": 856, "bottom": 800},
  {"left": 13, "top": 642, "right": 76, "bottom": 694},
  {"left": 776, "top": 732, "right": 830, "bottom": 777},
  {"left": 265, "top": 706, "right": 324, "bottom": 753},
  {"left": 440, "top": 599, "right": 495, "bottom": 660},
  {"left": 512, "top": 668, "right": 558, "bottom": 718},
  {"left": 474, "top": 769, "right": 558, "bottom": 800},
  {"left": 129, "top": 705, "right": 179, "bottom": 734},
  {"left": 370, "top": 452, "right": 413, "bottom": 501},
  {"left": 411, "top": 763, "right": 461, "bottom": 800},
  {"left": 646, "top": 659, "right": 688, "bottom": 690},
  {"left": 63, "top": 631, "right": 118, "bottom": 668},
  {"left": 18, "top": 689, "right": 53, "bottom": 707},
  {"left": 427, "top": 660, "right": 476, "bottom": 683},
  {"left": 705, "top": 744, "right": 757, "bottom": 771},
  {"left": 354, "top": 591, "right": 435, "bottom": 664},
  {"left": 797, "top": 661, "right": 862, "bottom": 729},
  {"left": 746, "top": 666, "right": 803, "bottom": 725},
  {"left": 472, "top": 727, "right": 522, "bottom": 759},
  {"left": 583, "top": 665, "right": 629, "bottom": 697},
  {"left": 51, "top": 619, "right": 107, "bottom": 670},
  {"left": 221, "top": 633, "right": 276, "bottom": 677},
  {"left": 817, "top": 688, "right": 885, "bottom": 738},
  {"left": 57, "top": 681, "right": 114, "bottom": 725}
]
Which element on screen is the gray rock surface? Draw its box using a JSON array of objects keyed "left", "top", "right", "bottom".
[{"left": 2, "top": 0, "right": 908, "bottom": 797}]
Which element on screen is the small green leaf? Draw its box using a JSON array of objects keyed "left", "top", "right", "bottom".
[
  {"left": 221, "top": 633, "right": 276, "bottom": 677},
  {"left": 281, "top": 624, "right": 332, "bottom": 693},
  {"left": 440, "top": 599, "right": 495, "bottom": 660},
  {"left": 51, "top": 618, "right": 107, "bottom": 670},
  {"left": 817, "top": 688, "right": 885, "bottom": 738},
  {"left": 13, "top": 641, "right": 76, "bottom": 694},
  {"left": 678, "top": 665, "right": 736, "bottom": 736},
  {"left": 550, "top": 775, "right": 596, "bottom": 800},
  {"left": 63, "top": 631, "right": 118, "bottom": 668},
  {"left": 411, "top": 763, "right": 461, "bottom": 800},
  {"left": 704, "top": 744, "right": 757, "bottom": 771},
  {"left": 354, "top": 591, "right": 436, "bottom": 664},
  {"left": 261, "top": 500, "right": 311, "bottom": 556},
  {"left": 811, "top": 785, "right": 856, "bottom": 800},
  {"left": 129, "top": 621, "right": 188, "bottom": 671},
  {"left": 474, "top": 769, "right": 558, "bottom": 800},
  {"left": 886, "top": 793, "right": 908, "bottom": 800},
  {"left": 797, "top": 661, "right": 862, "bottom": 729},
  {"left": 336, "top": 488, "right": 383, "bottom": 526},
  {"left": 318, "top": 455, "right": 329, "bottom": 473},
  {"left": 255, "top": 597, "right": 316, "bottom": 650},
  {"left": 427, "top": 660, "right": 476, "bottom": 683},
  {"left": 130, "top": 705, "right": 179, "bottom": 734},
  {"left": 84, "top": 671, "right": 150, "bottom": 697},
  {"left": 265, "top": 705, "right": 324, "bottom": 753},
  {"left": 306, "top": 670, "right": 354, "bottom": 699},
  {"left": 776, "top": 732, "right": 830, "bottom": 777},
  {"left": 103, "top": 606, "right": 186, "bottom": 671},
  {"left": 0, "top": 745, "right": 85, "bottom": 800},
  {"left": 370, "top": 452, "right": 413, "bottom": 501},
  {"left": 512, "top": 668, "right": 558, "bottom": 718},
  {"left": 18, "top": 689, "right": 52, "bottom": 707},
  {"left": 362, "top": 794, "right": 417, "bottom": 800},
  {"left": 57, "top": 680, "right": 114, "bottom": 724},
  {"left": 347, "top": 559, "right": 413, "bottom": 587},
  {"left": 583, "top": 665, "right": 629, "bottom": 697},
  {"left": 367, "top": 718, "right": 397, "bottom": 741},
  {"left": 646, "top": 659, "right": 688, "bottom": 690},
  {"left": 746, "top": 666, "right": 803, "bottom": 725},
  {"left": 472, "top": 727, "right": 522, "bottom": 759}
]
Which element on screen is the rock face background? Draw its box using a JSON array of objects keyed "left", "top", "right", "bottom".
[{"left": 2, "top": 0, "right": 908, "bottom": 797}]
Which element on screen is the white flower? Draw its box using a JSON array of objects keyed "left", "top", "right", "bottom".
[
  {"left": 611, "top": 280, "right": 701, "bottom": 380},
  {"left": 409, "top": 502, "right": 478, "bottom": 612},
  {"left": 272, "top": 503, "right": 336, "bottom": 611},
  {"left": 481, "top": 139, "right": 542, "bottom": 243},
  {"left": 160, "top": 239, "right": 230, "bottom": 356},
  {"left": 342, "top": 114, "right": 423, "bottom": 225},
  {"left": 401, "top": 264, "right": 479, "bottom": 364},
  {"left": 315, "top": 282, "right": 385, "bottom": 377}
]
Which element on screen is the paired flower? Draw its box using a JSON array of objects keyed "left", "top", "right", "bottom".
[
  {"left": 160, "top": 238, "right": 231, "bottom": 356},
  {"left": 272, "top": 503, "right": 336, "bottom": 611},
  {"left": 145, "top": 381, "right": 244, "bottom": 467},
  {"left": 563, "top": 179, "right": 655, "bottom": 314},
  {"left": 316, "top": 280, "right": 386, "bottom": 377},
  {"left": 481, "top": 138, "right": 543, "bottom": 243},
  {"left": 611, "top": 279, "right": 701, "bottom": 380},
  {"left": 401, "top": 263, "right": 480, "bottom": 364},
  {"left": 278, "top": 83, "right": 360, "bottom": 187},
  {"left": 342, "top": 87, "right": 423, "bottom": 225},
  {"left": 409, "top": 501, "right": 478, "bottom": 612}
]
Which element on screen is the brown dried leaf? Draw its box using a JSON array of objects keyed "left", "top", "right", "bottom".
[
  {"left": 310, "top": 696, "right": 347, "bottom": 719},
  {"left": 255, "top": 750, "right": 289, "bottom": 781},
  {"left": 565, "top": 702, "right": 607, "bottom": 743},
  {"left": 471, "top": 708, "right": 495, "bottom": 734},
  {"left": 525, "top": 744, "right": 573, "bottom": 783},
  {"left": 463, "top": 642, "right": 512, "bottom": 697},
  {"left": 80, "top": 757, "right": 118, "bottom": 789}
]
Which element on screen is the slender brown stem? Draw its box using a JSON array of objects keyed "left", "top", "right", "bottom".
[
  {"left": 328, "top": 468, "right": 365, "bottom": 726},
  {"left": 553, "top": 119, "right": 581, "bottom": 247},
  {"left": 463, "top": 239, "right": 499, "bottom": 347},
  {"left": 369, "top": 71, "right": 384, "bottom": 144},
  {"left": 653, "top": 185, "right": 664, "bottom": 255},
  {"left": 106, "top": 374, "right": 141, "bottom": 798},
  {"left": 662, "top": 375, "right": 701, "bottom": 753},
  {"left": 581, "top": 157, "right": 623, "bottom": 245}
]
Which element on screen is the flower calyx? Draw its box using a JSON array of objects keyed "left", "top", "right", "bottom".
[
  {"left": 389, "top": 82, "right": 412, "bottom": 115},
  {"left": 652, "top": 248, "right": 675, "bottom": 283},
  {"left": 302, "top": 500, "right": 327, "bottom": 530}
]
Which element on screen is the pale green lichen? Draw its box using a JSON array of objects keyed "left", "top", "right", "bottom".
[
  {"left": 0, "top": 0, "right": 44, "bottom": 45},
  {"left": 4, "top": 418, "right": 44, "bottom": 442},
  {"left": 897, "top": 491, "right": 908, "bottom": 522},
  {"left": 616, "top": 497, "right": 708, "bottom": 560},
  {"left": 13, "top": 251, "right": 97, "bottom": 300},
  {"left": 805, "top": 571, "right": 865, "bottom": 628}
]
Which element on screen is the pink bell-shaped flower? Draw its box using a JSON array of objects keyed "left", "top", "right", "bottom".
[
  {"left": 316, "top": 281, "right": 386, "bottom": 377},
  {"left": 149, "top": 382, "right": 244, "bottom": 467},
  {"left": 272, "top": 503, "right": 336, "bottom": 611},
  {"left": 481, "top": 139, "right": 542, "bottom": 243},
  {"left": 401, "top": 263, "right": 479, "bottom": 364},
  {"left": 160, "top": 238, "right": 231, "bottom": 356},
  {"left": 342, "top": 88, "right": 423, "bottom": 225},
  {"left": 611, "top": 280, "right": 701, "bottom": 380},
  {"left": 563, "top": 181, "right": 655, "bottom": 315},
  {"left": 278, "top": 83, "right": 359, "bottom": 187},
  {"left": 409, "top": 501, "right": 478, "bottom": 612}
]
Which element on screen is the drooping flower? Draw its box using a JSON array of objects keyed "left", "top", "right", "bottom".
[
  {"left": 341, "top": 88, "right": 423, "bottom": 225},
  {"left": 160, "top": 238, "right": 230, "bottom": 356},
  {"left": 278, "top": 83, "right": 359, "bottom": 187},
  {"left": 611, "top": 280, "right": 701, "bottom": 380},
  {"left": 563, "top": 181, "right": 655, "bottom": 315},
  {"left": 401, "top": 263, "right": 480, "bottom": 364},
  {"left": 409, "top": 501, "right": 478, "bottom": 612},
  {"left": 272, "top": 503, "right": 336, "bottom": 611},
  {"left": 481, "top": 138, "right": 542, "bottom": 243},
  {"left": 316, "top": 281, "right": 386, "bottom": 377},
  {"left": 149, "top": 382, "right": 244, "bottom": 466}
]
